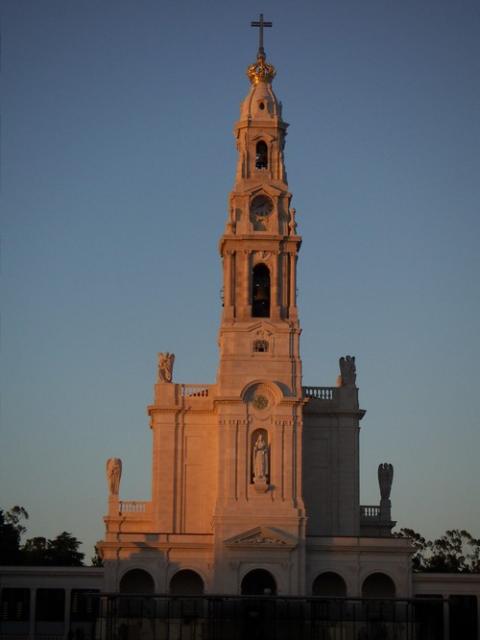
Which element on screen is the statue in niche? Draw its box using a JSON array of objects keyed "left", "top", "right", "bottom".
[
  {"left": 106, "top": 458, "right": 122, "bottom": 496},
  {"left": 158, "top": 352, "right": 175, "bottom": 383},
  {"left": 378, "top": 463, "right": 394, "bottom": 500},
  {"left": 339, "top": 355, "right": 356, "bottom": 386},
  {"left": 253, "top": 433, "right": 269, "bottom": 483}
]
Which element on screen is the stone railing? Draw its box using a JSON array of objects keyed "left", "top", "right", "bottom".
[
  {"left": 119, "top": 501, "right": 150, "bottom": 514},
  {"left": 360, "top": 505, "right": 381, "bottom": 520},
  {"left": 302, "top": 386, "right": 336, "bottom": 400},
  {"left": 181, "top": 384, "right": 211, "bottom": 398}
]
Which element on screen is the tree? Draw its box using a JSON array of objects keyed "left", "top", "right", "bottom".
[
  {"left": 396, "top": 528, "right": 480, "bottom": 573},
  {"left": 22, "top": 536, "right": 49, "bottom": 565},
  {"left": 48, "top": 531, "right": 84, "bottom": 566},
  {"left": 22, "top": 532, "right": 84, "bottom": 566},
  {"left": 0, "top": 506, "right": 29, "bottom": 565}
]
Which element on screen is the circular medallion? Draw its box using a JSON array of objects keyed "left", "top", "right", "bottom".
[{"left": 253, "top": 394, "right": 269, "bottom": 410}]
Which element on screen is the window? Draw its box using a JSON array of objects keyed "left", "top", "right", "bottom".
[
  {"left": 255, "top": 141, "right": 268, "bottom": 169},
  {"left": 253, "top": 340, "right": 269, "bottom": 353},
  {"left": 252, "top": 264, "right": 270, "bottom": 317}
]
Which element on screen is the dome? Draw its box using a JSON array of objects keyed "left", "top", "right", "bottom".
[{"left": 239, "top": 55, "right": 282, "bottom": 121}]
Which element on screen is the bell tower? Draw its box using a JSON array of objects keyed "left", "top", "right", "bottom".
[
  {"left": 213, "top": 18, "right": 306, "bottom": 594},
  {"left": 217, "top": 21, "right": 302, "bottom": 398}
]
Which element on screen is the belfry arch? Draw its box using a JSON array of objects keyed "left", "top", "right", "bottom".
[
  {"left": 252, "top": 263, "right": 270, "bottom": 317},
  {"left": 255, "top": 140, "right": 268, "bottom": 169}
]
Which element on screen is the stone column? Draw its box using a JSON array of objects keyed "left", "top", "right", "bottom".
[
  {"left": 63, "top": 588, "right": 71, "bottom": 640},
  {"left": 244, "top": 250, "right": 251, "bottom": 319},
  {"left": 271, "top": 252, "right": 280, "bottom": 320},
  {"left": 224, "top": 250, "right": 234, "bottom": 320},
  {"left": 29, "top": 587, "right": 36, "bottom": 640},
  {"left": 289, "top": 253, "right": 297, "bottom": 319}
]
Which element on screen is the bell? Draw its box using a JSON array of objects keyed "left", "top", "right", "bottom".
[{"left": 253, "top": 284, "right": 268, "bottom": 301}]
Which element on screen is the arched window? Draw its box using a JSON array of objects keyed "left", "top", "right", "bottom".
[
  {"left": 252, "top": 264, "right": 270, "bottom": 317},
  {"left": 312, "top": 572, "right": 347, "bottom": 597},
  {"left": 362, "top": 572, "right": 396, "bottom": 598},
  {"left": 255, "top": 141, "right": 268, "bottom": 169},
  {"left": 169, "top": 569, "right": 204, "bottom": 595},
  {"left": 119, "top": 569, "right": 154, "bottom": 594},
  {"left": 241, "top": 569, "right": 276, "bottom": 595}
]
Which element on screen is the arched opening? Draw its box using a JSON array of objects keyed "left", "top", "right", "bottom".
[
  {"left": 255, "top": 141, "right": 268, "bottom": 169},
  {"left": 362, "top": 572, "right": 396, "bottom": 598},
  {"left": 252, "top": 264, "right": 270, "bottom": 317},
  {"left": 119, "top": 569, "right": 154, "bottom": 594},
  {"left": 169, "top": 569, "right": 204, "bottom": 595},
  {"left": 241, "top": 569, "right": 277, "bottom": 595},
  {"left": 312, "top": 572, "right": 347, "bottom": 597}
]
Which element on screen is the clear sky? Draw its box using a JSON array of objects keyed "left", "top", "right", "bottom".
[{"left": 1, "top": 0, "right": 479, "bottom": 560}]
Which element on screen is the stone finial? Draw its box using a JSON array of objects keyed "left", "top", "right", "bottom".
[
  {"left": 378, "top": 463, "right": 394, "bottom": 500},
  {"left": 106, "top": 458, "right": 122, "bottom": 496},
  {"left": 158, "top": 352, "right": 175, "bottom": 383},
  {"left": 339, "top": 355, "right": 356, "bottom": 386},
  {"left": 288, "top": 208, "right": 297, "bottom": 235}
]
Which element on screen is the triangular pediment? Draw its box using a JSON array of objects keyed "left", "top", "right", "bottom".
[
  {"left": 241, "top": 183, "right": 286, "bottom": 197},
  {"left": 224, "top": 526, "right": 296, "bottom": 549},
  {"left": 247, "top": 320, "right": 276, "bottom": 335}
]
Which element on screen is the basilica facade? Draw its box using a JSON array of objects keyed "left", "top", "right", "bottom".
[{"left": 98, "top": 37, "right": 412, "bottom": 599}]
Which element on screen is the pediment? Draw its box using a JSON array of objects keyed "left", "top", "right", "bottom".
[
  {"left": 224, "top": 526, "right": 296, "bottom": 549},
  {"left": 247, "top": 320, "right": 276, "bottom": 335},
  {"left": 243, "top": 183, "right": 286, "bottom": 198}
]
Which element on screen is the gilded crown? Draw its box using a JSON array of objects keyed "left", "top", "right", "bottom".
[{"left": 246, "top": 54, "right": 276, "bottom": 85}]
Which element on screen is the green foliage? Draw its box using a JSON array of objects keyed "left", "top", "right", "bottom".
[
  {"left": 396, "top": 528, "right": 480, "bottom": 573},
  {"left": 0, "top": 506, "right": 29, "bottom": 565},
  {"left": 22, "top": 532, "right": 84, "bottom": 566},
  {"left": 1, "top": 506, "right": 84, "bottom": 566}
]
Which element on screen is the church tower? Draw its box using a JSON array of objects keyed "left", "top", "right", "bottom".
[
  {"left": 213, "top": 25, "right": 306, "bottom": 593},
  {"left": 99, "top": 17, "right": 412, "bottom": 599}
]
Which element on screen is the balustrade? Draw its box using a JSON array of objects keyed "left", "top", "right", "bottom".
[
  {"left": 181, "top": 385, "right": 211, "bottom": 398},
  {"left": 119, "top": 501, "right": 149, "bottom": 513},
  {"left": 302, "top": 386, "right": 336, "bottom": 400},
  {"left": 361, "top": 505, "right": 381, "bottom": 519}
]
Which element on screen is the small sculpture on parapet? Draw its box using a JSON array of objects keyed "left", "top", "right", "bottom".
[
  {"left": 378, "top": 463, "right": 394, "bottom": 523},
  {"left": 338, "top": 355, "right": 356, "bottom": 387},
  {"left": 378, "top": 463, "right": 394, "bottom": 500},
  {"left": 106, "top": 458, "right": 122, "bottom": 497},
  {"left": 158, "top": 352, "right": 175, "bottom": 383},
  {"left": 288, "top": 208, "right": 297, "bottom": 235}
]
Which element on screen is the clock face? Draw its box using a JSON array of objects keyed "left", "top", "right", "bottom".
[{"left": 250, "top": 195, "right": 273, "bottom": 217}]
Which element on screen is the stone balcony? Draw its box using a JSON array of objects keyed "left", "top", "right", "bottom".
[
  {"left": 360, "top": 504, "right": 396, "bottom": 537},
  {"left": 302, "top": 385, "right": 363, "bottom": 414},
  {"left": 149, "top": 383, "right": 216, "bottom": 412}
]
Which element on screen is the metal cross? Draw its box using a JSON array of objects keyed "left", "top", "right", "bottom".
[{"left": 250, "top": 14, "right": 272, "bottom": 56}]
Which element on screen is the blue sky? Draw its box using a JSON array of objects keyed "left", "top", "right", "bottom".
[{"left": 1, "top": 0, "right": 479, "bottom": 559}]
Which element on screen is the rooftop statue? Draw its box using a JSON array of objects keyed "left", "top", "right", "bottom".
[
  {"left": 158, "top": 352, "right": 175, "bottom": 383},
  {"left": 339, "top": 355, "right": 356, "bottom": 387},
  {"left": 106, "top": 457, "right": 122, "bottom": 496}
]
